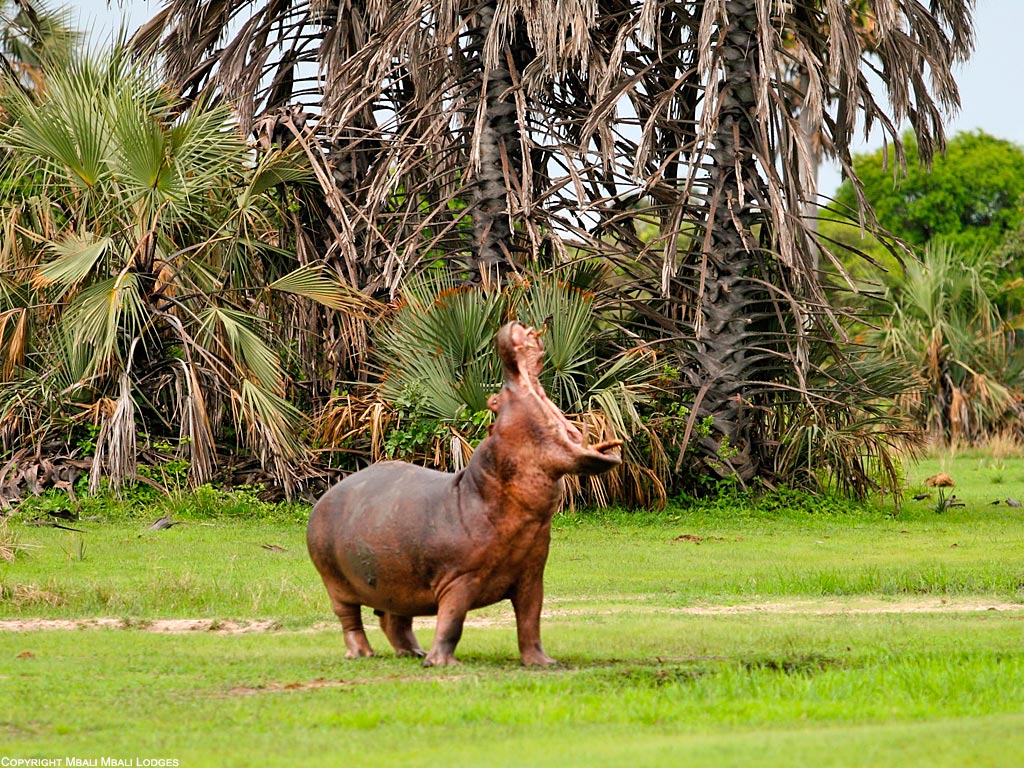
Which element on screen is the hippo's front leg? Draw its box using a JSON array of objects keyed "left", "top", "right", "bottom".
[
  {"left": 423, "top": 587, "right": 472, "bottom": 667},
  {"left": 511, "top": 568, "right": 557, "bottom": 667}
]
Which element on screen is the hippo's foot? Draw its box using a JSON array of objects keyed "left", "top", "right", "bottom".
[
  {"left": 341, "top": 626, "right": 375, "bottom": 659},
  {"left": 344, "top": 647, "right": 375, "bottom": 660},
  {"left": 520, "top": 649, "right": 558, "bottom": 667},
  {"left": 422, "top": 651, "right": 461, "bottom": 668},
  {"left": 379, "top": 612, "right": 426, "bottom": 659}
]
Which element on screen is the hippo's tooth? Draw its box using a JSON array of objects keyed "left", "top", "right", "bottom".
[{"left": 590, "top": 439, "right": 624, "bottom": 454}]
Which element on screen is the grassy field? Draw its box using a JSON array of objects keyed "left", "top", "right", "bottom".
[{"left": 2, "top": 453, "right": 1023, "bottom": 766}]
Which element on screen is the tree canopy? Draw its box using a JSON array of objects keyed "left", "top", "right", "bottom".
[{"left": 835, "top": 130, "right": 1024, "bottom": 252}]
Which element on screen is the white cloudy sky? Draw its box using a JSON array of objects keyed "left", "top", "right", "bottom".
[{"left": 73, "top": 0, "right": 1022, "bottom": 195}]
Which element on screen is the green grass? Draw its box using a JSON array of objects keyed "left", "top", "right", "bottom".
[
  {"left": 3, "top": 615, "right": 1023, "bottom": 766},
  {"left": 2, "top": 454, "right": 1024, "bottom": 765},
  {"left": 4, "top": 500, "right": 1021, "bottom": 621}
]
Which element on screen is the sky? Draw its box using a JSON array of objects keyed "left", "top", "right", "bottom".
[{"left": 72, "top": 0, "right": 1024, "bottom": 196}]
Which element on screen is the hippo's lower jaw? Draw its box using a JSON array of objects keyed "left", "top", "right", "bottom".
[{"left": 569, "top": 438, "right": 624, "bottom": 476}]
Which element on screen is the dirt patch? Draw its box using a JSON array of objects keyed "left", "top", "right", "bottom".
[
  {"left": 144, "top": 619, "right": 280, "bottom": 633},
  {"left": 0, "top": 618, "right": 279, "bottom": 633},
  {"left": 225, "top": 678, "right": 355, "bottom": 696},
  {"left": 222, "top": 674, "right": 466, "bottom": 697},
  {"left": 0, "top": 598, "right": 1020, "bottom": 634},
  {"left": 673, "top": 534, "right": 727, "bottom": 544}
]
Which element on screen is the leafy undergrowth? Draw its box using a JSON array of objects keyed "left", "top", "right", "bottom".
[
  {"left": 11, "top": 450, "right": 1024, "bottom": 528},
  {"left": 11, "top": 482, "right": 310, "bottom": 526}
]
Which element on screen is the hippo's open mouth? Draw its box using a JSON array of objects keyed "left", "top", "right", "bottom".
[{"left": 500, "top": 322, "right": 623, "bottom": 462}]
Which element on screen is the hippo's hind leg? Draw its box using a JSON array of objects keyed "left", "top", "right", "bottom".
[
  {"left": 329, "top": 593, "right": 375, "bottom": 659},
  {"left": 377, "top": 611, "right": 426, "bottom": 658}
]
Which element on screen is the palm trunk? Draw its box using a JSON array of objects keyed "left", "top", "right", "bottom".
[
  {"left": 683, "top": 0, "right": 774, "bottom": 484},
  {"left": 463, "top": 2, "right": 523, "bottom": 286},
  {"left": 795, "top": 68, "right": 822, "bottom": 273}
]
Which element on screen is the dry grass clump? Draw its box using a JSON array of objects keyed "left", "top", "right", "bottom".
[
  {"left": 985, "top": 431, "right": 1023, "bottom": 460},
  {"left": 0, "top": 518, "right": 28, "bottom": 562},
  {"left": 4, "top": 583, "right": 64, "bottom": 607}
]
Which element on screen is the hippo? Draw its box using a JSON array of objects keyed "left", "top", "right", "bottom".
[{"left": 307, "top": 321, "right": 622, "bottom": 666}]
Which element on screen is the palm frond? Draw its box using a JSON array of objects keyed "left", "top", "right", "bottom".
[
  {"left": 244, "top": 147, "right": 316, "bottom": 199},
  {"left": 171, "top": 358, "right": 217, "bottom": 486},
  {"left": 201, "top": 307, "right": 283, "bottom": 392},
  {"left": 269, "top": 264, "right": 373, "bottom": 314},
  {"left": 59, "top": 271, "right": 147, "bottom": 381},
  {"left": 88, "top": 370, "right": 138, "bottom": 494},
  {"left": 234, "top": 378, "right": 308, "bottom": 498},
  {"left": 32, "top": 233, "right": 112, "bottom": 290}
]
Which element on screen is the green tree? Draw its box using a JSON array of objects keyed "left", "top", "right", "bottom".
[
  {"left": 873, "top": 241, "right": 1020, "bottom": 444},
  {"left": 834, "top": 130, "right": 1024, "bottom": 253}
]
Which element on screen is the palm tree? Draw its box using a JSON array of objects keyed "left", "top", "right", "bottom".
[
  {"left": 138, "top": 0, "right": 976, "bottom": 491},
  {"left": 0, "top": 0, "right": 77, "bottom": 91},
  {"left": 877, "top": 241, "right": 1019, "bottom": 444},
  {"left": 0, "top": 44, "right": 367, "bottom": 497},
  {"left": 657, "top": 0, "right": 973, "bottom": 483}
]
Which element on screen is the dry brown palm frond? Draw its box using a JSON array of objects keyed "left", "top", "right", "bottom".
[
  {"left": 315, "top": 394, "right": 392, "bottom": 463},
  {"left": 88, "top": 372, "right": 138, "bottom": 495},
  {"left": 449, "top": 429, "right": 475, "bottom": 472},
  {"left": 173, "top": 359, "right": 217, "bottom": 487}
]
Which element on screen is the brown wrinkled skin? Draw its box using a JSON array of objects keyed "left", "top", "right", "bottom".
[{"left": 307, "top": 322, "right": 622, "bottom": 667}]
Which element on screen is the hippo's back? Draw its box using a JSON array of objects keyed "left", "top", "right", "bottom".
[{"left": 306, "top": 461, "right": 455, "bottom": 577}]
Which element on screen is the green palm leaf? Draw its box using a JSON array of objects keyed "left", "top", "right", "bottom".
[
  {"left": 201, "top": 307, "right": 283, "bottom": 392},
  {"left": 235, "top": 378, "right": 307, "bottom": 464},
  {"left": 60, "top": 271, "right": 147, "bottom": 380},
  {"left": 269, "top": 264, "right": 370, "bottom": 313},
  {"left": 244, "top": 149, "right": 315, "bottom": 199},
  {"left": 519, "top": 281, "right": 597, "bottom": 411},
  {"left": 33, "top": 233, "right": 112, "bottom": 289}
]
